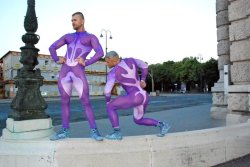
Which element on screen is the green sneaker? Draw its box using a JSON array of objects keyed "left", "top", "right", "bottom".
[
  {"left": 105, "top": 129, "right": 123, "bottom": 140},
  {"left": 157, "top": 122, "right": 171, "bottom": 137},
  {"left": 90, "top": 129, "right": 103, "bottom": 141},
  {"left": 50, "top": 128, "right": 69, "bottom": 141}
]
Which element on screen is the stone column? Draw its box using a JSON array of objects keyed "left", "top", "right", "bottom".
[
  {"left": 211, "top": 0, "right": 230, "bottom": 119},
  {"left": 226, "top": 0, "right": 250, "bottom": 124}
]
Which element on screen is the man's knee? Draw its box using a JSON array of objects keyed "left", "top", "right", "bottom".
[
  {"left": 81, "top": 97, "right": 91, "bottom": 106},
  {"left": 133, "top": 93, "right": 144, "bottom": 105},
  {"left": 133, "top": 117, "right": 143, "bottom": 125},
  {"left": 107, "top": 102, "right": 113, "bottom": 109},
  {"left": 60, "top": 91, "right": 70, "bottom": 104}
]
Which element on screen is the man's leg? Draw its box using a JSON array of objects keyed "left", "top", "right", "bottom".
[
  {"left": 133, "top": 93, "right": 158, "bottom": 126},
  {"left": 107, "top": 93, "right": 143, "bottom": 127},
  {"left": 59, "top": 80, "right": 72, "bottom": 129},
  {"left": 105, "top": 93, "right": 143, "bottom": 140},
  {"left": 72, "top": 66, "right": 96, "bottom": 129},
  {"left": 133, "top": 92, "right": 171, "bottom": 137},
  {"left": 51, "top": 66, "right": 72, "bottom": 140},
  {"left": 72, "top": 65, "right": 102, "bottom": 141},
  {"left": 58, "top": 67, "right": 73, "bottom": 129}
]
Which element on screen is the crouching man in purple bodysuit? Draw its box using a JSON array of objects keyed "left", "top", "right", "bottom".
[
  {"left": 49, "top": 12, "right": 104, "bottom": 141},
  {"left": 104, "top": 51, "right": 170, "bottom": 140}
]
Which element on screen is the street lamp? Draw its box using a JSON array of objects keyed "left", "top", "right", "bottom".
[
  {"left": 197, "top": 54, "right": 203, "bottom": 63},
  {"left": 148, "top": 68, "right": 155, "bottom": 93},
  {"left": 100, "top": 29, "right": 112, "bottom": 82},
  {"left": 9, "top": 0, "right": 48, "bottom": 120},
  {"left": 197, "top": 54, "right": 203, "bottom": 92}
]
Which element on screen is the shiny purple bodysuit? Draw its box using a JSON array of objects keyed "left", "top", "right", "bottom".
[
  {"left": 49, "top": 31, "right": 104, "bottom": 129},
  {"left": 104, "top": 58, "right": 159, "bottom": 128}
]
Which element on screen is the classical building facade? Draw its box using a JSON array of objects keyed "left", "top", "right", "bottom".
[
  {"left": 0, "top": 51, "right": 121, "bottom": 98},
  {"left": 211, "top": 0, "right": 250, "bottom": 124}
]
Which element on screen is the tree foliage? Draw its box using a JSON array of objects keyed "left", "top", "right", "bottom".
[
  {"left": 202, "top": 58, "right": 219, "bottom": 91},
  {"left": 147, "top": 57, "right": 219, "bottom": 92}
]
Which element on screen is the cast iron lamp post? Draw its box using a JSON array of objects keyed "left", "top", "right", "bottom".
[
  {"left": 100, "top": 29, "right": 112, "bottom": 82},
  {"left": 197, "top": 54, "right": 203, "bottom": 93},
  {"left": 148, "top": 69, "right": 155, "bottom": 92},
  {"left": 9, "top": 0, "right": 48, "bottom": 120}
]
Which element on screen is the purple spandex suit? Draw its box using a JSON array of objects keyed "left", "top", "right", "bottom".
[
  {"left": 49, "top": 31, "right": 104, "bottom": 129},
  {"left": 104, "top": 58, "right": 159, "bottom": 128}
]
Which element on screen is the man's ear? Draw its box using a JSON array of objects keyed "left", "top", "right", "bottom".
[{"left": 115, "top": 57, "right": 120, "bottom": 63}]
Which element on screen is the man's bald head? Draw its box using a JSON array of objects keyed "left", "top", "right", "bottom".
[
  {"left": 105, "top": 51, "right": 119, "bottom": 59},
  {"left": 72, "top": 12, "right": 84, "bottom": 20},
  {"left": 105, "top": 51, "right": 120, "bottom": 68}
]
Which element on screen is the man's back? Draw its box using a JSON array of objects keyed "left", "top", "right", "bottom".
[{"left": 115, "top": 58, "right": 142, "bottom": 93}]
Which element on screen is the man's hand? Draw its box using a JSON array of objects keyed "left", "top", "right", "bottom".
[
  {"left": 75, "top": 57, "right": 85, "bottom": 66},
  {"left": 56, "top": 57, "right": 66, "bottom": 64},
  {"left": 140, "top": 80, "right": 146, "bottom": 88},
  {"left": 111, "top": 85, "right": 118, "bottom": 95},
  {"left": 105, "top": 96, "right": 112, "bottom": 104},
  {"left": 106, "top": 100, "right": 111, "bottom": 105}
]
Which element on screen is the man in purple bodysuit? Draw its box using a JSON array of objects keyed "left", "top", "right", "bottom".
[
  {"left": 104, "top": 51, "right": 170, "bottom": 140},
  {"left": 49, "top": 12, "right": 104, "bottom": 141}
]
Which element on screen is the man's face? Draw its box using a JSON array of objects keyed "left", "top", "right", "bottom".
[
  {"left": 71, "top": 14, "right": 84, "bottom": 30},
  {"left": 105, "top": 57, "right": 118, "bottom": 68}
]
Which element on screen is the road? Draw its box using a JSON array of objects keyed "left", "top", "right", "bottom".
[{"left": 0, "top": 94, "right": 219, "bottom": 135}]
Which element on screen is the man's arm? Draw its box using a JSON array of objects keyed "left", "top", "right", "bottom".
[
  {"left": 134, "top": 58, "right": 148, "bottom": 88},
  {"left": 104, "top": 70, "right": 116, "bottom": 103},
  {"left": 49, "top": 34, "right": 67, "bottom": 62},
  {"left": 134, "top": 58, "right": 148, "bottom": 81},
  {"left": 85, "top": 35, "right": 104, "bottom": 66}
]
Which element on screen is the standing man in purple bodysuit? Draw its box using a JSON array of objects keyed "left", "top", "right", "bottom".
[
  {"left": 104, "top": 51, "right": 171, "bottom": 140},
  {"left": 49, "top": 12, "right": 104, "bottom": 141}
]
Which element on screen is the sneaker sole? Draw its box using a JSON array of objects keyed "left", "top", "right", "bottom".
[
  {"left": 157, "top": 126, "right": 171, "bottom": 137},
  {"left": 105, "top": 136, "right": 123, "bottom": 140}
]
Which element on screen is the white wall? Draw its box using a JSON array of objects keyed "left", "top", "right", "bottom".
[{"left": 1, "top": 121, "right": 250, "bottom": 167}]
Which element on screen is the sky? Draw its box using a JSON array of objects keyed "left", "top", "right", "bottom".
[{"left": 0, "top": 0, "right": 217, "bottom": 65}]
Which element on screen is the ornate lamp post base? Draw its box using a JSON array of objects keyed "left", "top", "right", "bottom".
[
  {"left": 1, "top": 118, "right": 53, "bottom": 140},
  {"left": 9, "top": 68, "right": 48, "bottom": 120}
]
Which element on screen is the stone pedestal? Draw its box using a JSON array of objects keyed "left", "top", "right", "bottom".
[
  {"left": 1, "top": 118, "right": 53, "bottom": 140},
  {"left": 226, "top": 113, "right": 250, "bottom": 125},
  {"left": 226, "top": 85, "right": 250, "bottom": 125},
  {"left": 211, "top": 105, "right": 228, "bottom": 120},
  {"left": 211, "top": 83, "right": 228, "bottom": 120}
]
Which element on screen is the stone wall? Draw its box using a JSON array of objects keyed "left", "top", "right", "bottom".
[
  {"left": 211, "top": 0, "right": 230, "bottom": 120},
  {"left": 1, "top": 122, "right": 250, "bottom": 167},
  {"left": 227, "top": 0, "right": 250, "bottom": 124},
  {"left": 212, "top": 0, "right": 250, "bottom": 124}
]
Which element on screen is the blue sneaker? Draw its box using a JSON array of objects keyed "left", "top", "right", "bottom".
[
  {"left": 105, "top": 129, "right": 123, "bottom": 140},
  {"left": 90, "top": 129, "right": 103, "bottom": 141},
  {"left": 157, "top": 122, "right": 171, "bottom": 137},
  {"left": 50, "top": 128, "right": 69, "bottom": 141}
]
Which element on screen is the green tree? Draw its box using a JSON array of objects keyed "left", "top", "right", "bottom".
[
  {"left": 202, "top": 58, "right": 219, "bottom": 91},
  {"left": 146, "top": 56, "right": 219, "bottom": 93},
  {"left": 174, "top": 57, "right": 200, "bottom": 91},
  {"left": 148, "top": 61, "right": 176, "bottom": 92}
]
